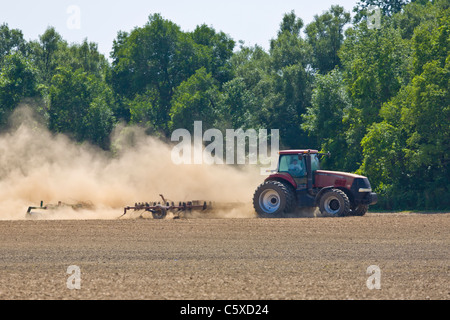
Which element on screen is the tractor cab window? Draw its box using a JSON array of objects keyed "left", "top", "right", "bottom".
[
  {"left": 279, "top": 155, "right": 306, "bottom": 178},
  {"left": 311, "top": 154, "right": 321, "bottom": 172}
]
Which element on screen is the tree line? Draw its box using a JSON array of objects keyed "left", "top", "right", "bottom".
[{"left": 0, "top": 0, "right": 448, "bottom": 210}]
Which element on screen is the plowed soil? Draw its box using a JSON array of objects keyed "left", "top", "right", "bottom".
[{"left": 0, "top": 212, "right": 448, "bottom": 300}]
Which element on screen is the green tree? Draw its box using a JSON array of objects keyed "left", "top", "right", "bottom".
[
  {"left": 359, "top": 0, "right": 449, "bottom": 209},
  {"left": 30, "top": 27, "right": 66, "bottom": 85},
  {"left": 63, "top": 39, "right": 110, "bottom": 79},
  {"left": 0, "top": 24, "right": 27, "bottom": 64},
  {"left": 48, "top": 67, "right": 115, "bottom": 149},
  {"left": 110, "top": 14, "right": 235, "bottom": 134},
  {"left": 305, "top": 5, "right": 351, "bottom": 74},
  {"left": 128, "top": 89, "right": 158, "bottom": 131},
  {"left": 110, "top": 13, "right": 184, "bottom": 106},
  {"left": 339, "top": 22, "right": 411, "bottom": 171},
  {"left": 169, "top": 67, "right": 220, "bottom": 132},
  {"left": 270, "top": 11, "right": 311, "bottom": 71},
  {"left": 391, "top": 0, "right": 437, "bottom": 39},
  {"left": 361, "top": 59, "right": 449, "bottom": 209},
  {"left": 110, "top": 14, "right": 196, "bottom": 131},
  {"left": 302, "top": 69, "right": 351, "bottom": 170},
  {"left": 353, "top": 0, "right": 412, "bottom": 23},
  {"left": 0, "top": 52, "right": 38, "bottom": 127},
  {"left": 268, "top": 11, "right": 314, "bottom": 148},
  {"left": 190, "top": 24, "right": 235, "bottom": 86},
  {"left": 219, "top": 77, "right": 259, "bottom": 130},
  {"left": 218, "top": 45, "right": 273, "bottom": 131}
]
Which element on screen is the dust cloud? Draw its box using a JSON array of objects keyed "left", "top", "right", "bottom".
[{"left": 0, "top": 106, "right": 263, "bottom": 220}]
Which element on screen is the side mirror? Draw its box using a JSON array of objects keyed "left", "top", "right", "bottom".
[{"left": 318, "top": 152, "right": 331, "bottom": 160}]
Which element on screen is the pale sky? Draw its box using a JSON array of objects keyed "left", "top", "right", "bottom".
[{"left": 0, "top": 0, "right": 359, "bottom": 59}]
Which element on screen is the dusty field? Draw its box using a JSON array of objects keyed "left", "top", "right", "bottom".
[{"left": 0, "top": 212, "right": 448, "bottom": 301}]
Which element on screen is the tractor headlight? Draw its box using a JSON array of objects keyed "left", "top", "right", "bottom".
[{"left": 359, "top": 188, "right": 372, "bottom": 193}]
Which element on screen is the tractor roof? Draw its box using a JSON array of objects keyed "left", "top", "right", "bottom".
[{"left": 279, "top": 150, "right": 319, "bottom": 155}]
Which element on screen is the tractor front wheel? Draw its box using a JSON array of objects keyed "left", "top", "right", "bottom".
[
  {"left": 253, "top": 180, "right": 296, "bottom": 218},
  {"left": 319, "top": 189, "right": 351, "bottom": 217},
  {"left": 351, "top": 204, "right": 369, "bottom": 217}
]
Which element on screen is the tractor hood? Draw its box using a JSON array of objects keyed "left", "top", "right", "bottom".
[
  {"left": 315, "top": 170, "right": 366, "bottom": 179},
  {"left": 314, "top": 170, "right": 369, "bottom": 189},
  {"left": 265, "top": 170, "right": 372, "bottom": 192}
]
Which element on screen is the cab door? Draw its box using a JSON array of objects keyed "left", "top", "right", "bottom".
[{"left": 279, "top": 155, "right": 307, "bottom": 190}]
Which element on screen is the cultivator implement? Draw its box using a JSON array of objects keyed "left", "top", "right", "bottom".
[
  {"left": 121, "top": 194, "right": 244, "bottom": 220},
  {"left": 26, "top": 200, "right": 95, "bottom": 219},
  {"left": 25, "top": 195, "right": 244, "bottom": 220},
  {"left": 121, "top": 195, "right": 213, "bottom": 219}
]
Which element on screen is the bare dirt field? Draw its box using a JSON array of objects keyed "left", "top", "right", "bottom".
[{"left": 0, "top": 212, "right": 448, "bottom": 301}]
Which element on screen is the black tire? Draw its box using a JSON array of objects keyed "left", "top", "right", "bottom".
[
  {"left": 351, "top": 204, "right": 369, "bottom": 217},
  {"left": 152, "top": 208, "right": 167, "bottom": 219},
  {"left": 253, "top": 180, "right": 296, "bottom": 218},
  {"left": 319, "top": 189, "right": 351, "bottom": 217}
]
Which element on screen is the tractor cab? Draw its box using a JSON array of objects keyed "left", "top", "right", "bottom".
[{"left": 277, "top": 150, "right": 321, "bottom": 190}]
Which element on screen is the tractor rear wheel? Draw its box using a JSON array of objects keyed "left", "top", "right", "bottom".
[
  {"left": 253, "top": 180, "right": 296, "bottom": 218},
  {"left": 319, "top": 189, "right": 351, "bottom": 217}
]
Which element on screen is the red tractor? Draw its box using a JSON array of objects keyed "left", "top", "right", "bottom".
[{"left": 253, "top": 150, "right": 378, "bottom": 217}]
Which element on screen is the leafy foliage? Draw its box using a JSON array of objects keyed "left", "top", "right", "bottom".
[{"left": 305, "top": 5, "right": 351, "bottom": 74}]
